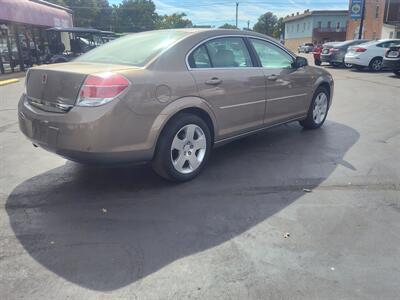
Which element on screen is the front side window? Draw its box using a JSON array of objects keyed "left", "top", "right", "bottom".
[
  {"left": 250, "top": 39, "right": 293, "bottom": 69},
  {"left": 76, "top": 30, "right": 188, "bottom": 66},
  {"left": 189, "top": 37, "right": 253, "bottom": 69}
]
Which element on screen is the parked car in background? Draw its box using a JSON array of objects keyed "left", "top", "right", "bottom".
[
  {"left": 298, "top": 43, "right": 314, "bottom": 53},
  {"left": 313, "top": 42, "right": 339, "bottom": 66},
  {"left": 383, "top": 44, "right": 400, "bottom": 76},
  {"left": 46, "top": 27, "right": 110, "bottom": 63},
  {"left": 320, "top": 39, "right": 369, "bottom": 68},
  {"left": 345, "top": 39, "right": 400, "bottom": 71},
  {"left": 18, "top": 29, "right": 334, "bottom": 182}
]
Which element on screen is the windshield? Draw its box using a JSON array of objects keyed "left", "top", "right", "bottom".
[{"left": 76, "top": 30, "right": 188, "bottom": 66}]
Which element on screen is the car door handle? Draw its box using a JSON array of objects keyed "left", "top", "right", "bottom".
[
  {"left": 267, "top": 75, "right": 278, "bottom": 81},
  {"left": 205, "top": 77, "right": 222, "bottom": 85}
]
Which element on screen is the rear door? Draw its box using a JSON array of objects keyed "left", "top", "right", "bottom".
[
  {"left": 188, "top": 37, "right": 266, "bottom": 139},
  {"left": 249, "top": 38, "right": 311, "bottom": 125}
]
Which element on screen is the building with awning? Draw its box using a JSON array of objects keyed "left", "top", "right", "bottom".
[{"left": 0, "top": 0, "right": 73, "bottom": 74}]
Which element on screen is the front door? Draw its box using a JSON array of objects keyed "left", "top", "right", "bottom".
[
  {"left": 188, "top": 37, "right": 266, "bottom": 139},
  {"left": 249, "top": 38, "right": 311, "bottom": 125}
]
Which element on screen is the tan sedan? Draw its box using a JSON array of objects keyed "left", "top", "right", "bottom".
[{"left": 18, "top": 29, "right": 334, "bottom": 181}]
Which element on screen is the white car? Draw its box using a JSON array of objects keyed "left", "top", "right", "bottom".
[{"left": 344, "top": 39, "right": 400, "bottom": 71}]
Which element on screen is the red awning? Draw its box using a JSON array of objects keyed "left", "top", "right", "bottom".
[{"left": 0, "top": 0, "right": 73, "bottom": 28}]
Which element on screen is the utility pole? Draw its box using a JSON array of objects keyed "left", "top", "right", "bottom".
[
  {"left": 235, "top": 2, "right": 239, "bottom": 28},
  {"left": 247, "top": 20, "right": 250, "bottom": 30},
  {"left": 358, "top": 0, "right": 366, "bottom": 39}
]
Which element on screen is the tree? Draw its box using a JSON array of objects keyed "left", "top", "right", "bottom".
[
  {"left": 156, "top": 13, "right": 192, "bottom": 29},
  {"left": 253, "top": 12, "right": 278, "bottom": 37},
  {"left": 93, "top": 0, "right": 112, "bottom": 30},
  {"left": 115, "top": 0, "right": 157, "bottom": 32},
  {"left": 219, "top": 23, "right": 237, "bottom": 29},
  {"left": 272, "top": 17, "right": 284, "bottom": 39},
  {"left": 64, "top": 0, "right": 101, "bottom": 28}
]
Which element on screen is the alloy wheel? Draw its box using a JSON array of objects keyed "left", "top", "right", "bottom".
[
  {"left": 371, "top": 59, "right": 382, "bottom": 71},
  {"left": 313, "top": 92, "right": 328, "bottom": 125},
  {"left": 170, "top": 124, "right": 207, "bottom": 174}
]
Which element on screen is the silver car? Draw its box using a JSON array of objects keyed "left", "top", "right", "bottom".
[{"left": 19, "top": 29, "right": 334, "bottom": 182}]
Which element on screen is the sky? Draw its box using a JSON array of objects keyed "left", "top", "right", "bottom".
[{"left": 108, "top": 0, "right": 350, "bottom": 28}]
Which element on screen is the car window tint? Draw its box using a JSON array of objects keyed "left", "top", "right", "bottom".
[
  {"left": 204, "top": 37, "right": 252, "bottom": 68},
  {"left": 250, "top": 39, "right": 293, "bottom": 69},
  {"left": 189, "top": 45, "right": 212, "bottom": 68}
]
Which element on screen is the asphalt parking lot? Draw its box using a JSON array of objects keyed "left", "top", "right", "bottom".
[{"left": 1, "top": 58, "right": 399, "bottom": 300}]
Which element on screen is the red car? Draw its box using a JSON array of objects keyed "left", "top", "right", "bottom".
[{"left": 313, "top": 42, "right": 339, "bottom": 66}]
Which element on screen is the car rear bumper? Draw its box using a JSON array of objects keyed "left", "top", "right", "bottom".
[
  {"left": 383, "top": 58, "right": 400, "bottom": 70},
  {"left": 320, "top": 54, "right": 332, "bottom": 62},
  {"left": 18, "top": 94, "right": 155, "bottom": 164},
  {"left": 344, "top": 54, "right": 369, "bottom": 67}
]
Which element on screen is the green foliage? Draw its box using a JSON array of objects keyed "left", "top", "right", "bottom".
[
  {"left": 156, "top": 13, "right": 192, "bottom": 29},
  {"left": 114, "top": 0, "right": 157, "bottom": 32},
  {"left": 253, "top": 12, "right": 281, "bottom": 38},
  {"left": 45, "top": 0, "right": 199, "bottom": 33},
  {"left": 219, "top": 23, "right": 237, "bottom": 29},
  {"left": 273, "top": 17, "right": 284, "bottom": 39}
]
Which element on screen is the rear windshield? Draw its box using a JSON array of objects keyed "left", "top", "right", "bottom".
[{"left": 76, "top": 30, "right": 188, "bottom": 66}]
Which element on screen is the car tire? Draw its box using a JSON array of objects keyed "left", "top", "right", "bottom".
[
  {"left": 331, "top": 62, "right": 340, "bottom": 68},
  {"left": 369, "top": 57, "right": 383, "bottom": 72},
  {"left": 315, "top": 60, "right": 321, "bottom": 66},
  {"left": 299, "top": 86, "right": 329, "bottom": 130},
  {"left": 344, "top": 62, "right": 353, "bottom": 68},
  {"left": 393, "top": 70, "right": 400, "bottom": 76},
  {"left": 152, "top": 113, "right": 212, "bottom": 182}
]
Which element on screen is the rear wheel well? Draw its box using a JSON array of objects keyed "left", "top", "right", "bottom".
[{"left": 159, "top": 107, "right": 215, "bottom": 146}]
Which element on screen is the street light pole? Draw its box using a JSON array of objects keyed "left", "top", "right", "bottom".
[
  {"left": 358, "top": 0, "right": 366, "bottom": 39},
  {"left": 235, "top": 2, "right": 239, "bottom": 28}
]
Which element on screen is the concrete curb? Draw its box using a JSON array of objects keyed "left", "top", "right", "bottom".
[{"left": 0, "top": 78, "right": 20, "bottom": 86}]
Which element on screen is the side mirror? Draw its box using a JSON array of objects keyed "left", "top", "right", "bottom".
[{"left": 293, "top": 56, "right": 308, "bottom": 68}]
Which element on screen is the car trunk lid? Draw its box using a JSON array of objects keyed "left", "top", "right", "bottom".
[{"left": 26, "top": 62, "right": 137, "bottom": 112}]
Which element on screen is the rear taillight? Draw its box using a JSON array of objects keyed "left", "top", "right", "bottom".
[
  {"left": 354, "top": 47, "right": 367, "bottom": 53},
  {"left": 77, "top": 72, "right": 130, "bottom": 107}
]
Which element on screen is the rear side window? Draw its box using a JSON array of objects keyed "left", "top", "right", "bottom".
[
  {"left": 189, "top": 45, "right": 212, "bottom": 68},
  {"left": 250, "top": 38, "right": 293, "bottom": 69},
  {"left": 189, "top": 37, "right": 253, "bottom": 68}
]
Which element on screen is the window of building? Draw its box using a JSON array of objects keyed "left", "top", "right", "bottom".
[
  {"left": 337, "top": 22, "right": 340, "bottom": 29},
  {"left": 297, "top": 24, "right": 299, "bottom": 32},
  {"left": 327, "top": 21, "right": 331, "bottom": 29},
  {"left": 375, "top": 5, "right": 380, "bottom": 18},
  {"left": 317, "top": 21, "right": 322, "bottom": 29},
  {"left": 303, "top": 22, "right": 306, "bottom": 31}
]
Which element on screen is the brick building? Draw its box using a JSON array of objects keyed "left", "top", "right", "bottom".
[
  {"left": 346, "top": 0, "right": 386, "bottom": 39},
  {"left": 346, "top": 0, "right": 400, "bottom": 40}
]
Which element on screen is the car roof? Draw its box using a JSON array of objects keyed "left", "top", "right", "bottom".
[
  {"left": 139, "top": 28, "right": 280, "bottom": 42},
  {"left": 46, "top": 27, "right": 102, "bottom": 33},
  {"left": 360, "top": 39, "right": 400, "bottom": 46}
]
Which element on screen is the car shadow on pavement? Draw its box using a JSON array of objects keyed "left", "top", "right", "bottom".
[{"left": 6, "top": 121, "right": 359, "bottom": 291}]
